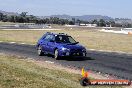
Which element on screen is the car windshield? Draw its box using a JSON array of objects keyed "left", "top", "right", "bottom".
[{"left": 55, "top": 35, "right": 77, "bottom": 44}]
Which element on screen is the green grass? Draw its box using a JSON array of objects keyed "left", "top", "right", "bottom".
[
  {"left": 0, "top": 55, "right": 81, "bottom": 88},
  {"left": 0, "top": 54, "right": 123, "bottom": 88}
]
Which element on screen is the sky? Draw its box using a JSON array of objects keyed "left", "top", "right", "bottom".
[{"left": 0, "top": 0, "right": 132, "bottom": 18}]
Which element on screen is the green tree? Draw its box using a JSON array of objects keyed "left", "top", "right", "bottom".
[
  {"left": 20, "top": 12, "right": 28, "bottom": 17},
  {"left": 28, "top": 15, "right": 37, "bottom": 23},
  {"left": 98, "top": 19, "right": 106, "bottom": 27},
  {"left": 2, "top": 15, "right": 8, "bottom": 22},
  {"left": 0, "top": 13, "right": 4, "bottom": 21},
  {"left": 109, "top": 21, "right": 115, "bottom": 27},
  {"left": 69, "top": 21, "right": 74, "bottom": 25},
  {"left": 91, "top": 19, "right": 98, "bottom": 24},
  {"left": 9, "top": 16, "right": 16, "bottom": 22},
  {"left": 72, "top": 18, "right": 75, "bottom": 25}
]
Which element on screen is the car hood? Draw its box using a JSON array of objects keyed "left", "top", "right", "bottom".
[{"left": 57, "top": 43, "right": 85, "bottom": 49}]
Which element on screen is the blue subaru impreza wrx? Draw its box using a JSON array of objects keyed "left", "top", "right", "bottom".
[{"left": 37, "top": 32, "right": 87, "bottom": 60}]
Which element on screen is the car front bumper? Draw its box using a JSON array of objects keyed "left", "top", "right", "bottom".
[{"left": 59, "top": 50, "right": 87, "bottom": 57}]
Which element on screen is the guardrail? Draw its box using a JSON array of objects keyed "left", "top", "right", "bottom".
[{"left": 0, "top": 24, "right": 50, "bottom": 29}]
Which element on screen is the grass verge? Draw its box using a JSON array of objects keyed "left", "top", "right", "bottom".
[{"left": 0, "top": 54, "right": 123, "bottom": 88}]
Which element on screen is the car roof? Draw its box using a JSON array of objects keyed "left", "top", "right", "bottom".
[{"left": 46, "top": 32, "right": 70, "bottom": 36}]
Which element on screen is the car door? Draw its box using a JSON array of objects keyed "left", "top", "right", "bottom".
[
  {"left": 41, "top": 34, "right": 51, "bottom": 53},
  {"left": 47, "top": 35, "right": 56, "bottom": 54}
]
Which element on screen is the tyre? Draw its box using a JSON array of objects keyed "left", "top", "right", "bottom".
[
  {"left": 54, "top": 49, "right": 60, "bottom": 60},
  {"left": 37, "top": 46, "right": 44, "bottom": 56}
]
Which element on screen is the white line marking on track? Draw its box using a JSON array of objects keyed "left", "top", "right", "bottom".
[
  {"left": 20, "top": 43, "right": 26, "bottom": 45},
  {"left": 9, "top": 42, "right": 16, "bottom": 44},
  {"left": 45, "top": 61, "right": 54, "bottom": 64},
  {"left": 89, "top": 49, "right": 96, "bottom": 51},
  {"left": 0, "top": 41, "right": 3, "bottom": 42}
]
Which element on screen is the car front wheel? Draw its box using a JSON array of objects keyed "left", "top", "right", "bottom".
[{"left": 54, "top": 49, "right": 60, "bottom": 60}]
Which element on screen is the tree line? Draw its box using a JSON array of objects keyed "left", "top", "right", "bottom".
[
  {"left": 0, "top": 12, "right": 132, "bottom": 27},
  {"left": 0, "top": 12, "right": 72, "bottom": 25}
]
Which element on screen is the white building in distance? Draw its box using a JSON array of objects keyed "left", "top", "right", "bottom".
[{"left": 79, "top": 23, "right": 97, "bottom": 27}]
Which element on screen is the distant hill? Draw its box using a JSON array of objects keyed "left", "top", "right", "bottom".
[
  {"left": 1, "top": 10, "right": 132, "bottom": 23},
  {"left": 42, "top": 14, "right": 114, "bottom": 21},
  {"left": 115, "top": 18, "right": 132, "bottom": 24},
  {"left": 0, "top": 10, "right": 19, "bottom": 16},
  {"left": 74, "top": 15, "right": 114, "bottom": 21}
]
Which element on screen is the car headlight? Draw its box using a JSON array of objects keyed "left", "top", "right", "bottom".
[{"left": 62, "top": 47, "right": 70, "bottom": 51}]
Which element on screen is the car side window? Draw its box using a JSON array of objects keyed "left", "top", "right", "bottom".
[
  {"left": 43, "top": 35, "right": 55, "bottom": 42},
  {"left": 43, "top": 35, "right": 51, "bottom": 41},
  {"left": 49, "top": 35, "right": 55, "bottom": 41}
]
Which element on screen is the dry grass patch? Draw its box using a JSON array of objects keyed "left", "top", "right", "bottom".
[{"left": 0, "top": 29, "right": 132, "bottom": 53}]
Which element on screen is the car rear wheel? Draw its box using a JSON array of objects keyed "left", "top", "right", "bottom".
[
  {"left": 38, "top": 46, "right": 44, "bottom": 56},
  {"left": 54, "top": 49, "right": 60, "bottom": 60}
]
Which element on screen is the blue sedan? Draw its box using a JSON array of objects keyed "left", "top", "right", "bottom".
[{"left": 37, "top": 32, "right": 87, "bottom": 60}]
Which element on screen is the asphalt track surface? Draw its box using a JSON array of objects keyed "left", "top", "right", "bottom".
[{"left": 0, "top": 42, "right": 132, "bottom": 80}]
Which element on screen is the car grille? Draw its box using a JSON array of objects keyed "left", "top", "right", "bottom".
[
  {"left": 71, "top": 49, "right": 82, "bottom": 52},
  {"left": 71, "top": 52, "right": 83, "bottom": 56}
]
